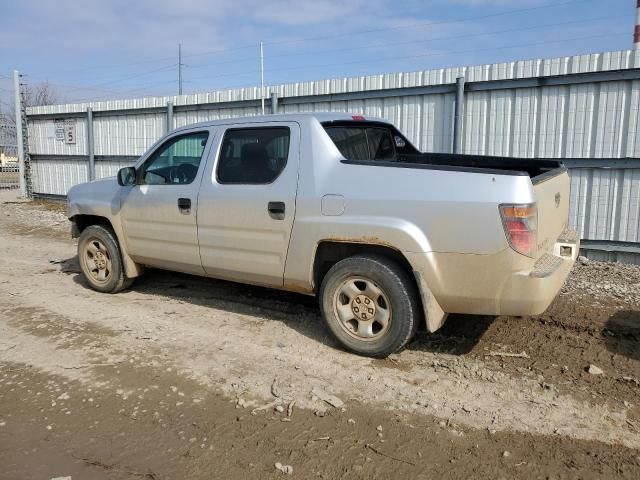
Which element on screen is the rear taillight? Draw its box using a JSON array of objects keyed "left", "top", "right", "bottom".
[{"left": 499, "top": 204, "right": 537, "bottom": 257}]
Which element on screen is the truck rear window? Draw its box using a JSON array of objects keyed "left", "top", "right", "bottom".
[{"left": 325, "top": 126, "right": 396, "bottom": 161}]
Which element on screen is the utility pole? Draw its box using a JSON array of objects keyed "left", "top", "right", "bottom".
[
  {"left": 259, "top": 41, "right": 265, "bottom": 115},
  {"left": 178, "top": 43, "right": 183, "bottom": 95},
  {"left": 13, "top": 70, "right": 26, "bottom": 197}
]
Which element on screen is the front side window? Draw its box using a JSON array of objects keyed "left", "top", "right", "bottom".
[
  {"left": 217, "top": 127, "right": 290, "bottom": 184},
  {"left": 139, "top": 131, "right": 209, "bottom": 185}
]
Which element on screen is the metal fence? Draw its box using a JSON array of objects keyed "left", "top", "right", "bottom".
[
  {"left": 0, "top": 163, "right": 19, "bottom": 190},
  {"left": 21, "top": 48, "right": 640, "bottom": 262},
  {"left": 0, "top": 114, "right": 19, "bottom": 190}
]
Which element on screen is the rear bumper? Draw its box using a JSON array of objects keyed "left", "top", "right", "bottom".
[
  {"left": 405, "top": 229, "right": 579, "bottom": 318},
  {"left": 499, "top": 240, "right": 578, "bottom": 316}
]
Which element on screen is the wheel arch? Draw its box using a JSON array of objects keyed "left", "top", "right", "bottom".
[
  {"left": 311, "top": 240, "right": 447, "bottom": 333},
  {"left": 313, "top": 241, "right": 412, "bottom": 291},
  {"left": 313, "top": 243, "right": 419, "bottom": 326},
  {"left": 70, "top": 214, "right": 113, "bottom": 237},
  {"left": 70, "top": 214, "right": 143, "bottom": 279}
]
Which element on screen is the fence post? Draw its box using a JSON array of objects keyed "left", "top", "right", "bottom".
[
  {"left": 453, "top": 76, "right": 465, "bottom": 154},
  {"left": 166, "top": 100, "right": 174, "bottom": 133},
  {"left": 13, "top": 70, "right": 26, "bottom": 197},
  {"left": 270, "top": 92, "right": 278, "bottom": 114},
  {"left": 86, "top": 107, "right": 95, "bottom": 181}
]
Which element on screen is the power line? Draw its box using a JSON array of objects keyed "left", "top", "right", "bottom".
[
  {"left": 45, "top": 43, "right": 257, "bottom": 77},
  {"left": 154, "top": 30, "right": 629, "bottom": 90},
  {"left": 162, "top": 68, "right": 258, "bottom": 84},
  {"left": 184, "top": 0, "right": 597, "bottom": 56},
  {"left": 57, "top": 66, "right": 258, "bottom": 93},
  {"left": 26, "top": 58, "right": 175, "bottom": 85},
  {"left": 49, "top": 55, "right": 178, "bottom": 75},
  {"left": 186, "top": 14, "right": 624, "bottom": 71},
  {"left": 92, "top": 64, "right": 175, "bottom": 87},
  {"left": 17, "top": 0, "right": 618, "bottom": 103},
  {"left": 26, "top": 0, "right": 601, "bottom": 80},
  {"left": 35, "top": 64, "right": 176, "bottom": 95},
  {"left": 266, "top": 15, "right": 625, "bottom": 63},
  {"left": 264, "top": 0, "right": 598, "bottom": 47},
  {"left": 67, "top": 79, "right": 183, "bottom": 103},
  {"left": 19, "top": 0, "right": 610, "bottom": 100},
  {"left": 261, "top": 31, "right": 628, "bottom": 78},
  {"left": 33, "top": 80, "right": 142, "bottom": 95},
  {"left": 46, "top": 29, "right": 629, "bottom": 104}
]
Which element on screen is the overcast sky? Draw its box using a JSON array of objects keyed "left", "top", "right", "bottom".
[{"left": 0, "top": 0, "right": 634, "bottom": 108}]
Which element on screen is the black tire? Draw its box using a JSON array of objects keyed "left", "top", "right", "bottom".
[
  {"left": 77, "top": 225, "right": 133, "bottom": 293},
  {"left": 319, "top": 254, "right": 420, "bottom": 358}
]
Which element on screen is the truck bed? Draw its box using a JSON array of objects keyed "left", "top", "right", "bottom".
[
  {"left": 397, "top": 153, "right": 564, "bottom": 181},
  {"left": 321, "top": 119, "right": 564, "bottom": 181}
]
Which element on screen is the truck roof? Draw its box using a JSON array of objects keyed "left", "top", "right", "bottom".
[{"left": 173, "top": 112, "right": 389, "bottom": 132}]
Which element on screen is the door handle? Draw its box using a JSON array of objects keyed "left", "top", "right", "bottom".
[
  {"left": 268, "top": 201, "right": 285, "bottom": 220},
  {"left": 178, "top": 197, "right": 191, "bottom": 214}
]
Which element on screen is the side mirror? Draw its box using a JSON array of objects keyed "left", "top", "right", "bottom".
[{"left": 117, "top": 166, "right": 136, "bottom": 186}]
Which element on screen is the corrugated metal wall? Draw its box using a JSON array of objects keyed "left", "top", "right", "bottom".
[
  {"left": 25, "top": 49, "right": 640, "bottom": 255},
  {"left": 30, "top": 158, "right": 133, "bottom": 196},
  {"left": 93, "top": 114, "right": 166, "bottom": 156},
  {"left": 569, "top": 167, "right": 640, "bottom": 243},
  {"left": 28, "top": 49, "right": 640, "bottom": 156}
]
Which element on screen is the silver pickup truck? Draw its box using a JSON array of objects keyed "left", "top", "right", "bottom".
[{"left": 67, "top": 113, "right": 578, "bottom": 357}]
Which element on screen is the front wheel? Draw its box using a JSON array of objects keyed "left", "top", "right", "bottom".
[
  {"left": 319, "top": 254, "right": 420, "bottom": 358},
  {"left": 78, "top": 225, "right": 133, "bottom": 293}
]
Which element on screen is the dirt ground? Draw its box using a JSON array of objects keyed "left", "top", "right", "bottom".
[{"left": 0, "top": 190, "right": 639, "bottom": 480}]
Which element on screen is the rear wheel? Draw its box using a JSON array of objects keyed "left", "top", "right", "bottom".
[
  {"left": 78, "top": 225, "right": 133, "bottom": 293},
  {"left": 319, "top": 254, "right": 420, "bottom": 358}
]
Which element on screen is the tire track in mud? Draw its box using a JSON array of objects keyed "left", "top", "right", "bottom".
[
  {"left": 3, "top": 359, "right": 639, "bottom": 480},
  {"left": 1, "top": 265, "right": 639, "bottom": 450},
  {"left": 1, "top": 195, "right": 639, "bottom": 452}
]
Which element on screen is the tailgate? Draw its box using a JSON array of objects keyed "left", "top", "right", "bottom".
[{"left": 532, "top": 169, "right": 570, "bottom": 257}]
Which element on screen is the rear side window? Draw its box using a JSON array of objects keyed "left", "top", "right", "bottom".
[
  {"left": 217, "top": 127, "right": 290, "bottom": 184},
  {"left": 324, "top": 127, "right": 369, "bottom": 160},
  {"left": 325, "top": 126, "right": 397, "bottom": 161},
  {"left": 367, "top": 128, "right": 396, "bottom": 160}
]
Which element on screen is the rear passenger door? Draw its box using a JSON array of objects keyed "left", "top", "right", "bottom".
[{"left": 197, "top": 122, "right": 300, "bottom": 287}]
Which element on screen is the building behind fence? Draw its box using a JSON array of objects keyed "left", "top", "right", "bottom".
[{"left": 20, "top": 48, "right": 640, "bottom": 262}]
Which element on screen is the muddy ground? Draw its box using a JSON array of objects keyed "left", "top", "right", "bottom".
[{"left": 0, "top": 190, "right": 639, "bottom": 479}]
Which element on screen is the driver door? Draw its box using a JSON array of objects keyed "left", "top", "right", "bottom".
[{"left": 119, "top": 129, "right": 213, "bottom": 275}]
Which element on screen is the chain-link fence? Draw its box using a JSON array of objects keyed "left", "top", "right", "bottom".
[{"left": 0, "top": 112, "right": 19, "bottom": 190}]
